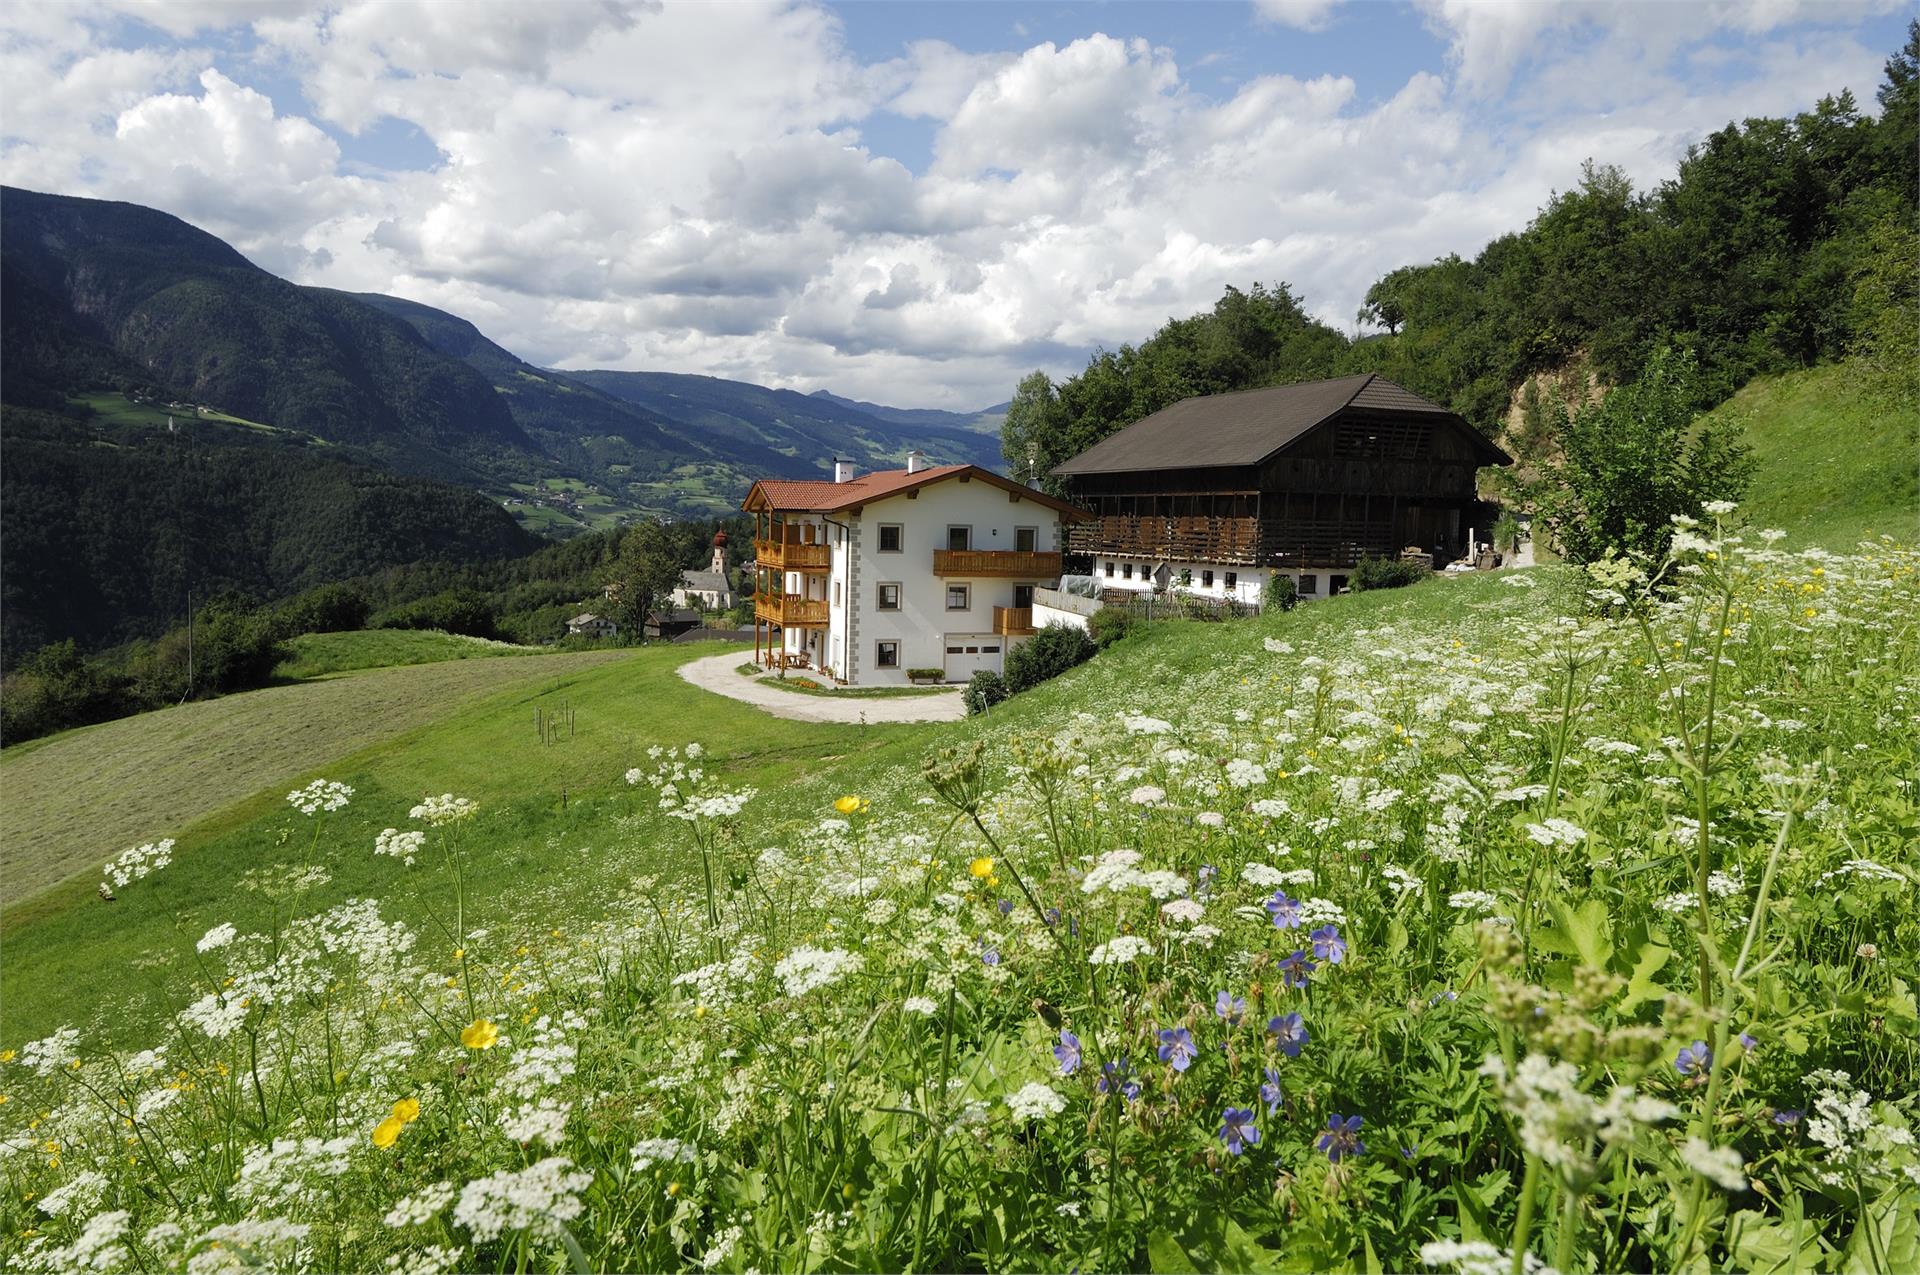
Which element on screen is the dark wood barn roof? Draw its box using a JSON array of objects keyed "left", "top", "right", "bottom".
[{"left": 1051, "top": 373, "right": 1507, "bottom": 476}]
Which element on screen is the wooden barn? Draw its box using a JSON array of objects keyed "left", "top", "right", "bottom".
[{"left": 1050, "top": 373, "right": 1511, "bottom": 603}]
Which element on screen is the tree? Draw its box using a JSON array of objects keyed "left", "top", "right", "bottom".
[
  {"left": 1506, "top": 346, "right": 1754, "bottom": 563},
  {"left": 606, "top": 520, "right": 686, "bottom": 640}
]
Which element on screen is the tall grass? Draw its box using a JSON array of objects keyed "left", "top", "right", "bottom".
[{"left": 3, "top": 522, "right": 1914, "bottom": 1273}]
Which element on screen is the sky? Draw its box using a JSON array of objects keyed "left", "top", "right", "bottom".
[{"left": 1, "top": 1, "right": 1909, "bottom": 410}]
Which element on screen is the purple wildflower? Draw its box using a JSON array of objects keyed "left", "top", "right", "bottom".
[
  {"left": 1309, "top": 924, "right": 1347, "bottom": 965},
  {"left": 1267, "top": 1012, "right": 1308, "bottom": 1058},
  {"left": 1772, "top": 1109, "right": 1802, "bottom": 1126},
  {"left": 1738, "top": 1032, "right": 1757, "bottom": 1052},
  {"left": 997, "top": 898, "right": 1015, "bottom": 916},
  {"left": 1157, "top": 1027, "right": 1197, "bottom": 1073},
  {"left": 979, "top": 942, "right": 1000, "bottom": 967},
  {"left": 1317, "top": 1113, "right": 1365, "bottom": 1162},
  {"left": 1265, "top": 889, "right": 1303, "bottom": 930},
  {"left": 1214, "top": 990, "right": 1246, "bottom": 1025},
  {"left": 1098, "top": 1059, "right": 1141, "bottom": 1102},
  {"left": 1218, "top": 1106, "right": 1260, "bottom": 1156},
  {"left": 1053, "top": 1029, "right": 1082, "bottom": 1076},
  {"left": 1276, "top": 949, "right": 1317, "bottom": 989},
  {"left": 1196, "top": 864, "right": 1217, "bottom": 899},
  {"left": 1260, "top": 1067, "right": 1283, "bottom": 1115},
  {"left": 1674, "top": 1040, "right": 1711, "bottom": 1077}
]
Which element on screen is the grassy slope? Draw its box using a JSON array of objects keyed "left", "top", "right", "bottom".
[
  {"left": 1705, "top": 361, "right": 1919, "bottom": 548},
  {"left": 0, "top": 651, "right": 626, "bottom": 901},
  {"left": 0, "top": 575, "right": 1537, "bottom": 1049},
  {"left": 273, "top": 629, "right": 545, "bottom": 679},
  {"left": 0, "top": 640, "right": 939, "bottom": 1046}
]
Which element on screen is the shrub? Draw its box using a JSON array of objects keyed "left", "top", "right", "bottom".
[
  {"left": 1351, "top": 556, "right": 1430, "bottom": 592},
  {"left": 963, "top": 669, "right": 1009, "bottom": 715},
  {"left": 1491, "top": 510, "right": 1522, "bottom": 554},
  {"left": 1003, "top": 623, "right": 1095, "bottom": 694},
  {"left": 1264, "top": 574, "right": 1298, "bottom": 612},
  {"left": 1088, "top": 607, "right": 1137, "bottom": 649}
]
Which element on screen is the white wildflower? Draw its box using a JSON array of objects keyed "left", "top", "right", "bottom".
[
  {"left": 452, "top": 1158, "right": 592, "bottom": 1242},
  {"left": 286, "top": 779, "right": 353, "bottom": 815},
  {"left": 1088, "top": 936, "right": 1154, "bottom": 966},
  {"left": 195, "top": 923, "right": 237, "bottom": 953},
  {"left": 1006, "top": 1081, "right": 1067, "bottom": 1123},
  {"left": 774, "top": 946, "right": 864, "bottom": 996}
]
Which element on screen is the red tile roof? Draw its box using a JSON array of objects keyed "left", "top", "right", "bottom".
[{"left": 743, "top": 465, "right": 1089, "bottom": 518}]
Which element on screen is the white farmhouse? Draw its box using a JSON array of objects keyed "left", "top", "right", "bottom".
[{"left": 743, "top": 453, "right": 1090, "bottom": 685}]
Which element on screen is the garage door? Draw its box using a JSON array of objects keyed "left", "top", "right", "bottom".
[{"left": 942, "top": 634, "right": 1004, "bottom": 681}]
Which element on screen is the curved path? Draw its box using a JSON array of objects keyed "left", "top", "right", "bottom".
[{"left": 676, "top": 652, "right": 965, "bottom": 724}]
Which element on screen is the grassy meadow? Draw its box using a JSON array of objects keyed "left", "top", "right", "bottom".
[
  {"left": 272, "top": 630, "right": 547, "bottom": 680},
  {"left": 1707, "top": 362, "right": 1920, "bottom": 550},
  {"left": 3, "top": 510, "right": 1915, "bottom": 1273}
]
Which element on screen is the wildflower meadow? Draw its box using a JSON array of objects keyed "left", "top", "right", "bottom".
[{"left": 4, "top": 514, "right": 1916, "bottom": 1274}]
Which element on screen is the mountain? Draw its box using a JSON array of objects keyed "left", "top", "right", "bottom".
[
  {"left": 1, "top": 187, "right": 538, "bottom": 485},
  {"left": 565, "top": 369, "right": 1004, "bottom": 473},
  {"left": 809, "top": 389, "right": 1010, "bottom": 437},
  {"left": 0, "top": 404, "right": 537, "bottom": 658}
]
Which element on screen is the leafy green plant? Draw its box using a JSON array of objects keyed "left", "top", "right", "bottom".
[
  {"left": 1264, "top": 573, "right": 1299, "bottom": 612},
  {"left": 963, "top": 668, "right": 1009, "bottom": 714},
  {"left": 1088, "top": 607, "right": 1138, "bottom": 649},
  {"left": 1350, "top": 555, "right": 1429, "bottom": 591},
  {"left": 1003, "top": 623, "right": 1095, "bottom": 693}
]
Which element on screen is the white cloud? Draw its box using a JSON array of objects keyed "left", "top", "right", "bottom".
[
  {"left": 0, "top": 0, "right": 1906, "bottom": 409},
  {"left": 1251, "top": 0, "right": 1347, "bottom": 33}
]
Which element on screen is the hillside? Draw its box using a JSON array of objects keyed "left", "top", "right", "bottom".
[
  {"left": 810, "top": 388, "right": 1009, "bottom": 435},
  {"left": 568, "top": 368, "right": 1004, "bottom": 473},
  {"left": 0, "top": 405, "right": 538, "bottom": 656},
  {"left": 3, "top": 528, "right": 1914, "bottom": 1271},
  {"left": 1700, "top": 361, "right": 1919, "bottom": 547},
  {"left": 1, "top": 187, "right": 537, "bottom": 482}
]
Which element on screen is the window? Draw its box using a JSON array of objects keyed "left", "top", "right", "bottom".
[
  {"left": 947, "top": 526, "right": 971, "bottom": 551},
  {"left": 1225, "top": 572, "right": 1237, "bottom": 590},
  {"left": 1123, "top": 563, "right": 1134, "bottom": 580},
  {"left": 1015, "top": 526, "right": 1037, "bottom": 552},
  {"left": 833, "top": 581, "right": 842, "bottom": 606},
  {"left": 1104, "top": 561, "right": 1115, "bottom": 578},
  {"left": 878, "top": 524, "right": 903, "bottom": 552},
  {"left": 876, "top": 582, "right": 901, "bottom": 610},
  {"left": 875, "top": 640, "right": 899, "bottom": 668},
  {"left": 982, "top": 644, "right": 1001, "bottom": 654},
  {"left": 1201, "top": 569, "right": 1214, "bottom": 588},
  {"left": 1297, "top": 574, "right": 1318, "bottom": 595},
  {"left": 946, "top": 645, "right": 963, "bottom": 654},
  {"left": 1330, "top": 574, "right": 1349, "bottom": 595},
  {"left": 946, "top": 585, "right": 970, "bottom": 611}
]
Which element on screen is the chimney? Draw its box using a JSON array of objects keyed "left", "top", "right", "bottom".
[
  {"left": 833, "top": 458, "right": 856, "bottom": 483},
  {"left": 906, "top": 450, "right": 928, "bottom": 474}
]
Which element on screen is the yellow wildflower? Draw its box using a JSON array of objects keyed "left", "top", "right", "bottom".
[
  {"left": 391, "top": 1098, "right": 421, "bottom": 1124},
  {"left": 834, "top": 795, "right": 862, "bottom": 815},
  {"left": 371, "top": 1116, "right": 405, "bottom": 1149},
  {"left": 460, "top": 1019, "right": 500, "bottom": 1050},
  {"left": 969, "top": 857, "right": 994, "bottom": 879}
]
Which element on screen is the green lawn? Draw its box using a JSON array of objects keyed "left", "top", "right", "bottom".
[
  {"left": 0, "top": 641, "right": 934, "bottom": 1047},
  {"left": 1703, "top": 361, "right": 1919, "bottom": 549},
  {"left": 274, "top": 628, "right": 545, "bottom": 679}
]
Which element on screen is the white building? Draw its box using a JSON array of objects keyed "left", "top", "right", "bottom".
[
  {"left": 742, "top": 454, "right": 1090, "bottom": 685},
  {"left": 671, "top": 530, "right": 736, "bottom": 611},
  {"left": 566, "top": 612, "right": 619, "bottom": 639}
]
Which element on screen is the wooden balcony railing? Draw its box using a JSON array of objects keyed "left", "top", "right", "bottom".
[
  {"left": 992, "top": 605, "right": 1035, "bottom": 636},
  {"left": 931, "top": 549, "right": 1062, "bottom": 578},
  {"left": 754, "top": 538, "right": 831, "bottom": 571},
  {"left": 755, "top": 594, "right": 829, "bottom": 627}
]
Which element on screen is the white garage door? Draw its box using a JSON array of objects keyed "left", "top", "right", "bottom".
[{"left": 942, "top": 634, "right": 1005, "bottom": 681}]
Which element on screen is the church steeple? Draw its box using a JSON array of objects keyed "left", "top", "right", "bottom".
[{"left": 710, "top": 529, "right": 729, "bottom": 575}]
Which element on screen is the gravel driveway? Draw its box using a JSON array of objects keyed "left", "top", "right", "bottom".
[{"left": 676, "top": 652, "right": 966, "bottom": 724}]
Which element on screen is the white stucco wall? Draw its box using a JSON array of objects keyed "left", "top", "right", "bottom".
[
  {"left": 842, "top": 479, "right": 1064, "bottom": 685},
  {"left": 1091, "top": 557, "right": 1350, "bottom": 604}
]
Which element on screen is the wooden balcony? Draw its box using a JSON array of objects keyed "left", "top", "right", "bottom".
[
  {"left": 992, "top": 605, "right": 1035, "bottom": 636},
  {"left": 931, "top": 549, "right": 1062, "bottom": 578},
  {"left": 754, "top": 537, "right": 831, "bottom": 571},
  {"left": 755, "top": 593, "right": 829, "bottom": 627}
]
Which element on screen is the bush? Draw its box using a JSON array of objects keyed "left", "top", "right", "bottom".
[
  {"left": 963, "top": 669, "right": 1009, "bottom": 715},
  {"left": 906, "top": 667, "right": 944, "bottom": 681},
  {"left": 1351, "top": 556, "right": 1430, "bottom": 591},
  {"left": 1264, "top": 574, "right": 1298, "bottom": 612},
  {"left": 1003, "top": 623, "right": 1095, "bottom": 694},
  {"left": 1088, "top": 607, "right": 1138, "bottom": 649}
]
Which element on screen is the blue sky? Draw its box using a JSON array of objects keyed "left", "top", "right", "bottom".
[{"left": 1, "top": 1, "right": 1909, "bottom": 407}]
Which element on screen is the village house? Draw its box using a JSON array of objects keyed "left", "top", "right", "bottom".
[
  {"left": 1051, "top": 373, "right": 1511, "bottom": 604},
  {"left": 565, "top": 612, "right": 619, "bottom": 639},
  {"left": 743, "top": 452, "right": 1090, "bottom": 685},
  {"left": 671, "top": 530, "right": 737, "bottom": 611}
]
